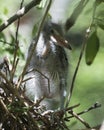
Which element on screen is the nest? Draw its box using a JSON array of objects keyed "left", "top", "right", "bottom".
[{"left": 0, "top": 57, "right": 101, "bottom": 130}]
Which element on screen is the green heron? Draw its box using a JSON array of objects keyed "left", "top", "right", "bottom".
[{"left": 25, "top": 21, "right": 71, "bottom": 110}]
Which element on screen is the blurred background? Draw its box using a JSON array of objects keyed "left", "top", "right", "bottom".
[{"left": 0, "top": 0, "right": 104, "bottom": 129}]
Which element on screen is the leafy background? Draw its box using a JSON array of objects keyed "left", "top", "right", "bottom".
[{"left": 0, "top": 0, "right": 104, "bottom": 129}]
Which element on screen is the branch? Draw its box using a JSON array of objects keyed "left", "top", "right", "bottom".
[
  {"left": 16, "top": 0, "right": 52, "bottom": 89},
  {"left": 69, "top": 110, "right": 91, "bottom": 128},
  {"left": 65, "top": 29, "right": 89, "bottom": 108},
  {"left": 0, "top": 0, "right": 42, "bottom": 32},
  {"left": 65, "top": 0, "right": 89, "bottom": 31},
  {"left": 68, "top": 102, "right": 101, "bottom": 119},
  {"left": 0, "top": 99, "right": 16, "bottom": 119},
  {"left": 65, "top": 0, "right": 98, "bottom": 108},
  {"left": 11, "top": 0, "right": 24, "bottom": 81}
]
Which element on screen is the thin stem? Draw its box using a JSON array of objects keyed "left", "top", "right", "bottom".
[
  {"left": 11, "top": 0, "right": 24, "bottom": 81},
  {"left": 0, "top": 99, "right": 16, "bottom": 119},
  {"left": 65, "top": 0, "right": 98, "bottom": 108},
  {"left": 69, "top": 111, "right": 91, "bottom": 128},
  {"left": 68, "top": 102, "right": 101, "bottom": 118},
  {"left": 66, "top": 34, "right": 88, "bottom": 108},
  {"left": 0, "top": 0, "right": 42, "bottom": 32},
  {"left": 17, "top": 0, "right": 52, "bottom": 89}
]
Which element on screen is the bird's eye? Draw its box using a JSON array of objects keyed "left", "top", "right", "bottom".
[{"left": 50, "top": 29, "right": 54, "bottom": 34}]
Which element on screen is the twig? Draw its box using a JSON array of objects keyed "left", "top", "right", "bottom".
[
  {"left": 27, "top": 111, "right": 40, "bottom": 130},
  {"left": 17, "top": 0, "right": 52, "bottom": 89},
  {"left": 0, "top": 71, "right": 21, "bottom": 99},
  {"left": 65, "top": 0, "right": 98, "bottom": 108},
  {"left": 0, "top": 40, "right": 13, "bottom": 45},
  {"left": 65, "top": 0, "right": 89, "bottom": 31},
  {"left": 0, "top": 0, "right": 42, "bottom": 32},
  {"left": 3, "top": 57, "right": 11, "bottom": 76},
  {"left": 0, "top": 70, "right": 30, "bottom": 104},
  {"left": 68, "top": 102, "right": 101, "bottom": 118},
  {"left": 69, "top": 110, "right": 91, "bottom": 128},
  {"left": 0, "top": 72, "right": 40, "bottom": 129},
  {"left": 11, "top": 0, "right": 24, "bottom": 82},
  {"left": 0, "top": 98, "right": 16, "bottom": 119},
  {"left": 65, "top": 31, "right": 88, "bottom": 108},
  {"left": 56, "top": 103, "right": 80, "bottom": 115}
]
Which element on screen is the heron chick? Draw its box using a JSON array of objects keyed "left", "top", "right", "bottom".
[{"left": 25, "top": 21, "right": 71, "bottom": 110}]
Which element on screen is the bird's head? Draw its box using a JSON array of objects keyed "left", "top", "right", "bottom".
[{"left": 42, "top": 21, "right": 72, "bottom": 50}]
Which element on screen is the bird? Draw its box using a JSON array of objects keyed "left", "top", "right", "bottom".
[{"left": 25, "top": 20, "right": 71, "bottom": 110}]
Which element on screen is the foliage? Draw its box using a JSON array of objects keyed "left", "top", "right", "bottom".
[
  {"left": 85, "top": 0, "right": 104, "bottom": 65},
  {"left": 85, "top": 30, "right": 99, "bottom": 65},
  {"left": 0, "top": 0, "right": 104, "bottom": 130}
]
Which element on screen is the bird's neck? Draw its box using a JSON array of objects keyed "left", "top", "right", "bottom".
[{"left": 36, "top": 33, "right": 56, "bottom": 58}]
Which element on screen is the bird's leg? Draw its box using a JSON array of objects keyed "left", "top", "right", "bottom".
[{"left": 60, "top": 78, "right": 67, "bottom": 110}]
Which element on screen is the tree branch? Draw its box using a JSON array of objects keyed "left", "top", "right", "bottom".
[
  {"left": 65, "top": 0, "right": 98, "bottom": 108},
  {"left": 0, "top": 0, "right": 42, "bottom": 32},
  {"left": 10, "top": 0, "right": 24, "bottom": 82},
  {"left": 16, "top": 0, "right": 52, "bottom": 89}
]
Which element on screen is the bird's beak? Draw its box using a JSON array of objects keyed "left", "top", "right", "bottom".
[{"left": 50, "top": 33, "right": 72, "bottom": 50}]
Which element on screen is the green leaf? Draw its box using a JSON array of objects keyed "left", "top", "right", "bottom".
[
  {"left": 17, "top": 48, "right": 25, "bottom": 59},
  {"left": 95, "top": 0, "right": 104, "bottom": 6},
  {"left": 96, "top": 18, "right": 104, "bottom": 30},
  {"left": 0, "top": 18, "right": 3, "bottom": 24},
  {"left": 0, "top": 32, "right": 6, "bottom": 41},
  {"left": 3, "top": 7, "right": 8, "bottom": 15},
  {"left": 32, "top": 24, "right": 38, "bottom": 37},
  {"left": 37, "top": 0, "right": 47, "bottom": 9},
  {"left": 85, "top": 31, "right": 100, "bottom": 65},
  {"left": 65, "top": 0, "right": 89, "bottom": 31}
]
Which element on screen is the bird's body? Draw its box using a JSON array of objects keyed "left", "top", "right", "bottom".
[{"left": 25, "top": 21, "right": 71, "bottom": 110}]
